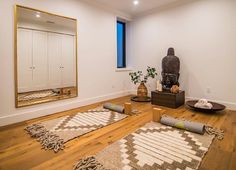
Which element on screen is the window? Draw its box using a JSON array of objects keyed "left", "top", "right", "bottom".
[{"left": 117, "top": 21, "right": 126, "bottom": 68}]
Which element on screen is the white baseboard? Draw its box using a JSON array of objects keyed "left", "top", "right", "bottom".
[
  {"left": 1, "top": 91, "right": 235, "bottom": 127},
  {"left": 0, "top": 90, "right": 132, "bottom": 127}
]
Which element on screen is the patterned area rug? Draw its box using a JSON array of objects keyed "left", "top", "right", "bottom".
[
  {"left": 25, "top": 108, "right": 128, "bottom": 152},
  {"left": 18, "top": 90, "right": 57, "bottom": 101},
  {"left": 75, "top": 122, "right": 214, "bottom": 170}
]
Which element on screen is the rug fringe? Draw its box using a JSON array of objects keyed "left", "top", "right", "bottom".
[
  {"left": 205, "top": 126, "right": 224, "bottom": 140},
  {"left": 74, "top": 156, "right": 107, "bottom": 170},
  {"left": 25, "top": 124, "right": 64, "bottom": 153}
]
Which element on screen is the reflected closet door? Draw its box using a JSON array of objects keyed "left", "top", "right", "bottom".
[
  {"left": 32, "top": 31, "right": 48, "bottom": 91},
  {"left": 17, "top": 29, "right": 33, "bottom": 93},
  {"left": 61, "top": 35, "right": 76, "bottom": 87},
  {"left": 48, "top": 33, "right": 62, "bottom": 89}
]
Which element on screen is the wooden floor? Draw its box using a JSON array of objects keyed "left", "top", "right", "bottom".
[{"left": 0, "top": 95, "right": 235, "bottom": 170}]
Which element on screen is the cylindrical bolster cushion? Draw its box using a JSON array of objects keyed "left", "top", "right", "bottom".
[
  {"left": 160, "top": 116, "right": 205, "bottom": 134},
  {"left": 103, "top": 103, "right": 124, "bottom": 113}
]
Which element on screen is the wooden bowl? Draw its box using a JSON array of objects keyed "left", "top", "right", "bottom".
[
  {"left": 131, "top": 96, "right": 151, "bottom": 102},
  {"left": 186, "top": 100, "right": 225, "bottom": 112}
]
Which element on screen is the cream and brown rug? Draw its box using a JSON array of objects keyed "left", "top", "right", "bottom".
[
  {"left": 75, "top": 122, "right": 214, "bottom": 170},
  {"left": 25, "top": 108, "right": 128, "bottom": 152},
  {"left": 18, "top": 90, "right": 58, "bottom": 101}
]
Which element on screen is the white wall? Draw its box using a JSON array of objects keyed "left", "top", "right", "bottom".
[
  {"left": 130, "top": 0, "right": 236, "bottom": 109},
  {"left": 0, "top": 0, "right": 132, "bottom": 126}
]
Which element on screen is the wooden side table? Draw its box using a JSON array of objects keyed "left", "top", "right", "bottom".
[{"left": 151, "top": 90, "right": 185, "bottom": 108}]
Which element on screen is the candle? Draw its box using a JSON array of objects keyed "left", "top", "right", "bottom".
[{"left": 157, "top": 80, "right": 162, "bottom": 92}]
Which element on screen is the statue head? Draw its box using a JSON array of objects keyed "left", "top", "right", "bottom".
[
  {"left": 161, "top": 48, "right": 180, "bottom": 91},
  {"left": 167, "top": 47, "right": 175, "bottom": 55}
]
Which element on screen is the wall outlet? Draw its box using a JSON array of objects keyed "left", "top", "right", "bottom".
[{"left": 206, "top": 87, "right": 211, "bottom": 94}]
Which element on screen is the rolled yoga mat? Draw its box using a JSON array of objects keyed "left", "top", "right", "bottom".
[
  {"left": 160, "top": 116, "right": 205, "bottom": 134},
  {"left": 103, "top": 103, "right": 124, "bottom": 113}
]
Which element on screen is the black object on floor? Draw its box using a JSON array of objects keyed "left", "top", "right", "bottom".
[
  {"left": 151, "top": 90, "right": 185, "bottom": 108},
  {"left": 131, "top": 96, "right": 151, "bottom": 102},
  {"left": 186, "top": 100, "right": 225, "bottom": 112}
]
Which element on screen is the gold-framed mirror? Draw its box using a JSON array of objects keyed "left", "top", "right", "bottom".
[{"left": 14, "top": 5, "right": 78, "bottom": 107}]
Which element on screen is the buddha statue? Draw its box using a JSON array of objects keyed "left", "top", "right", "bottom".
[{"left": 161, "top": 47, "right": 180, "bottom": 91}]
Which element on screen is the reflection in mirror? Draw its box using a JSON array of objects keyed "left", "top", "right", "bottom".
[{"left": 15, "top": 5, "right": 77, "bottom": 107}]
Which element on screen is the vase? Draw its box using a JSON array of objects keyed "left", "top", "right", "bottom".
[{"left": 137, "top": 82, "right": 148, "bottom": 99}]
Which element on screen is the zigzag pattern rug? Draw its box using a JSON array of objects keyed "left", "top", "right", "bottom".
[
  {"left": 25, "top": 108, "right": 128, "bottom": 152},
  {"left": 75, "top": 122, "right": 214, "bottom": 170},
  {"left": 18, "top": 90, "right": 57, "bottom": 101}
]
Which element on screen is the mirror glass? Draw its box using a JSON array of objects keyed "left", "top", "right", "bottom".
[{"left": 15, "top": 5, "right": 77, "bottom": 107}]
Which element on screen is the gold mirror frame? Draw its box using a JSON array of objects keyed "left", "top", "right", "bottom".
[{"left": 14, "top": 5, "right": 78, "bottom": 108}]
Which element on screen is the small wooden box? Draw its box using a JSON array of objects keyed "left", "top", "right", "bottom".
[{"left": 151, "top": 90, "right": 185, "bottom": 108}]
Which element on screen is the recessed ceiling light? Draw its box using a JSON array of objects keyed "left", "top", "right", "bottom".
[{"left": 133, "top": 0, "right": 139, "bottom": 5}]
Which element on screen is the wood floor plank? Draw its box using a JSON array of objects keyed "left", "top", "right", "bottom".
[{"left": 0, "top": 95, "right": 235, "bottom": 170}]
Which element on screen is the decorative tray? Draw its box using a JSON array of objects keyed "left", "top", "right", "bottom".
[
  {"left": 186, "top": 100, "right": 225, "bottom": 112},
  {"left": 131, "top": 96, "right": 151, "bottom": 102}
]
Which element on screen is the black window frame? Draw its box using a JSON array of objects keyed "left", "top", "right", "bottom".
[{"left": 117, "top": 21, "right": 126, "bottom": 68}]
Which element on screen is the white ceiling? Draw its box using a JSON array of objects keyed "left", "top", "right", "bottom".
[
  {"left": 17, "top": 6, "right": 76, "bottom": 31},
  {"left": 92, "top": 0, "right": 180, "bottom": 17}
]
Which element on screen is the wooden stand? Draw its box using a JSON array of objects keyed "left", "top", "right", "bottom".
[
  {"left": 153, "top": 108, "right": 165, "bottom": 122},
  {"left": 124, "top": 102, "right": 132, "bottom": 115},
  {"left": 151, "top": 90, "right": 185, "bottom": 108}
]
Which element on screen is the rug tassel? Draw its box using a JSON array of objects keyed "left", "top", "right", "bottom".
[
  {"left": 25, "top": 124, "right": 64, "bottom": 153},
  {"left": 74, "top": 156, "right": 106, "bottom": 170},
  {"left": 205, "top": 126, "right": 224, "bottom": 140}
]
